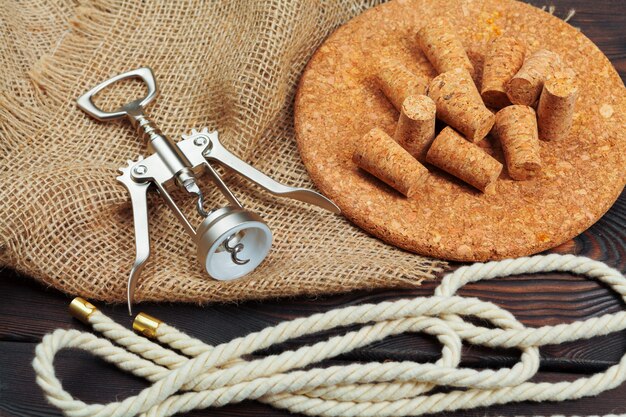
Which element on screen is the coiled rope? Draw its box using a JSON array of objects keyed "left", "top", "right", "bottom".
[{"left": 33, "top": 254, "right": 626, "bottom": 417}]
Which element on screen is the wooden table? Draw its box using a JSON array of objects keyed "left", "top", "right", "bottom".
[{"left": 1, "top": 1, "right": 624, "bottom": 415}]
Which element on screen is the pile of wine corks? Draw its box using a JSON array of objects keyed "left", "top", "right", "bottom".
[{"left": 353, "top": 18, "right": 578, "bottom": 196}]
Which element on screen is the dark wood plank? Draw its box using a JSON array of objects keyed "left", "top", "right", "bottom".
[{"left": 0, "top": 0, "right": 624, "bottom": 416}]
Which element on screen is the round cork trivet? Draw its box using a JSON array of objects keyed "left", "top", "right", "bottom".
[{"left": 295, "top": 0, "right": 625, "bottom": 262}]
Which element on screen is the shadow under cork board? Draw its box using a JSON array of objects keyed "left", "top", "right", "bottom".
[{"left": 294, "top": 0, "right": 625, "bottom": 262}]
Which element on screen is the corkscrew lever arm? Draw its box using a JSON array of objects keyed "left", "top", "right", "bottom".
[
  {"left": 116, "top": 163, "right": 151, "bottom": 316},
  {"left": 205, "top": 136, "right": 340, "bottom": 214}
]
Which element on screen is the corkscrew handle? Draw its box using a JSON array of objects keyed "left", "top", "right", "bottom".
[{"left": 76, "top": 67, "right": 158, "bottom": 120}]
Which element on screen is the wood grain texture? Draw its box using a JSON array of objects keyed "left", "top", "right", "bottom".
[{"left": 0, "top": 1, "right": 625, "bottom": 416}]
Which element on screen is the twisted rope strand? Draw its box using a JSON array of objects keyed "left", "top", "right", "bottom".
[{"left": 33, "top": 255, "right": 626, "bottom": 417}]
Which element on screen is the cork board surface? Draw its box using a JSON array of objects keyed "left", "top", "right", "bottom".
[{"left": 294, "top": 0, "right": 626, "bottom": 261}]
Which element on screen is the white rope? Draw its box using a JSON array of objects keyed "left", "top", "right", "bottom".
[{"left": 33, "top": 254, "right": 626, "bottom": 417}]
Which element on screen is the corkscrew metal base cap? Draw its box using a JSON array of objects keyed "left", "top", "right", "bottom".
[{"left": 196, "top": 206, "right": 272, "bottom": 280}]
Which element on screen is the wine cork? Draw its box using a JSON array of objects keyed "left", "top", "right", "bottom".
[
  {"left": 393, "top": 95, "right": 436, "bottom": 162},
  {"left": 506, "top": 49, "right": 561, "bottom": 106},
  {"left": 353, "top": 127, "right": 429, "bottom": 198},
  {"left": 537, "top": 71, "right": 579, "bottom": 141},
  {"left": 416, "top": 17, "right": 474, "bottom": 76},
  {"left": 428, "top": 68, "right": 495, "bottom": 143},
  {"left": 494, "top": 105, "right": 542, "bottom": 180},
  {"left": 426, "top": 127, "right": 502, "bottom": 194},
  {"left": 375, "top": 60, "right": 429, "bottom": 111},
  {"left": 481, "top": 36, "right": 526, "bottom": 109}
]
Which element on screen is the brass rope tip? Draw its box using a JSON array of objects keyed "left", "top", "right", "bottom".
[
  {"left": 133, "top": 312, "right": 163, "bottom": 338},
  {"left": 69, "top": 297, "right": 98, "bottom": 324}
]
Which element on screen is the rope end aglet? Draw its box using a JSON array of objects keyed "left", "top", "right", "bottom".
[
  {"left": 133, "top": 312, "right": 162, "bottom": 338},
  {"left": 68, "top": 297, "right": 98, "bottom": 324}
]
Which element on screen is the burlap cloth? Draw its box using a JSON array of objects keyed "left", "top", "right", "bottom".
[{"left": 0, "top": 0, "right": 446, "bottom": 304}]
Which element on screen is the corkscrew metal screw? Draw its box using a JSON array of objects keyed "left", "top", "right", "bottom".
[{"left": 77, "top": 67, "right": 340, "bottom": 315}]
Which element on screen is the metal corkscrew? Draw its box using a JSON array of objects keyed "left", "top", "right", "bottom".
[{"left": 76, "top": 67, "right": 340, "bottom": 315}]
